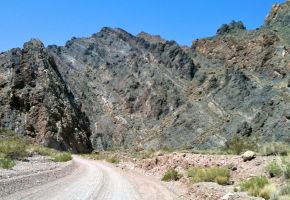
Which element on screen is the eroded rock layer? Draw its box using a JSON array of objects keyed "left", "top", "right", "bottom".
[
  {"left": 0, "top": 40, "right": 91, "bottom": 153},
  {"left": 0, "top": 1, "right": 289, "bottom": 151}
]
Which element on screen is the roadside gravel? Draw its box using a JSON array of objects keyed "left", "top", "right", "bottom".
[
  {"left": 0, "top": 155, "right": 74, "bottom": 197},
  {"left": 117, "top": 152, "right": 275, "bottom": 200}
]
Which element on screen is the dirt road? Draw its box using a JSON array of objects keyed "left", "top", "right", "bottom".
[{"left": 1, "top": 156, "right": 177, "bottom": 200}]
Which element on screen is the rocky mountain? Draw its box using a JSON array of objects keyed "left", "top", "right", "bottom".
[
  {"left": 0, "top": 1, "right": 289, "bottom": 152},
  {"left": 0, "top": 40, "right": 91, "bottom": 153}
]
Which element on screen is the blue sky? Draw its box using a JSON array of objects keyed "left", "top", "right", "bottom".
[{"left": 0, "top": 0, "right": 285, "bottom": 52}]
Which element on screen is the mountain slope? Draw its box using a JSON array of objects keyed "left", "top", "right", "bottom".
[
  {"left": 0, "top": 1, "right": 289, "bottom": 151},
  {"left": 0, "top": 40, "right": 91, "bottom": 152},
  {"left": 47, "top": 27, "right": 196, "bottom": 150}
]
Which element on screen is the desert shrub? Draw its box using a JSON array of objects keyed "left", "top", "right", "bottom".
[
  {"left": 265, "top": 156, "right": 290, "bottom": 179},
  {"left": 279, "top": 196, "right": 290, "bottom": 200},
  {"left": 215, "top": 175, "right": 230, "bottom": 185},
  {"left": 280, "top": 183, "right": 290, "bottom": 196},
  {"left": 52, "top": 152, "right": 72, "bottom": 162},
  {"left": 224, "top": 136, "right": 257, "bottom": 155},
  {"left": 162, "top": 169, "right": 181, "bottom": 181},
  {"left": 0, "top": 157, "right": 15, "bottom": 169},
  {"left": 139, "top": 149, "right": 155, "bottom": 159},
  {"left": 129, "top": 149, "right": 157, "bottom": 159},
  {"left": 0, "top": 129, "right": 30, "bottom": 160},
  {"left": 28, "top": 145, "right": 58, "bottom": 157},
  {"left": 259, "top": 184, "right": 278, "bottom": 200},
  {"left": 240, "top": 176, "right": 272, "bottom": 199},
  {"left": 0, "top": 129, "right": 72, "bottom": 166},
  {"left": 160, "top": 146, "right": 174, "bottom": 153},
  {"left": 260, "top": 142, "right": 290, "bottom": 156},
  {"left": 0, "top": 128, "right": 16, "bottom": 137},
  {"left": 106, "top": 155, "right": 119, "bottom": 164},
  {"left": 282, "top": 166, "right": 290, "bottom": 179},
  {"left": 188, "top": 148, "right": 230, "bottom": 155},
  {"left": 266, "top": 161, "right": 283, "bottom": 177},
  {"left": 0, "top": 138, "right": 28, "bottom": 159},
  {"left": 240, "top": 176, "right": 269, "bottom": 191},
  {"left": 276, "top": 156, "right": 290, "bottom": 179},
  {"left": 27, "top": 145, "right": 72, "bottom": 162},
  {"left": 187, "top": 166, "right": 230, "bottom": 185}
]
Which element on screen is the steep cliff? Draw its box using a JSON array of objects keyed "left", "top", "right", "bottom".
[{"left": 0, "top": 40, "right": 91, "bottom": 152}]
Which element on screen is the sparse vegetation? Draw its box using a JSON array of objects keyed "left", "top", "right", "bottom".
[
  {"left": 0, "top": 129, "right": 29, "bottom": 169},
  {"left": 27, "top": 145, "right": 72, "bottom": 162},
  {"left": 280, "top": 183, "right": 290, "bottom": 195},
  {"left": 187, "top": 166, "right": 230, "bottom": 185},
  {"left": 279, "top": 183, "right": 290, "bottom": 199},
  {"left": 81, "top": 152, "right": 119, "bottom": 164},
  {"left": 0, "top": 157, "right": 15, "bottom": 169},
  {"left": 186, "top": 148, "right": 230, "bottom": 155},
  {"left": 135, "top": 149, "right": 156, "bottom": 159},
  {"left": 106, "top": 155, "right": 119, "bottom": 164},
  {"left": 162, "top": 169, "right": 181, "bottom": 182},
  {"left": 224, "top": 136, "right": 258, "bottom": 155},
  {"left": 28, "top": 145, "right": 59, "bottom": 157},
  {"left": 0, "top": 129, "right": 29, "bottom": 160},
  {"left": 266, "top": 161, "right": 283, "bottom": 178},
  {"left": 239, "top": 176, "right": 274, "bottom": 199},
  {"left": 52, "top": 152, "right": 72, "bottom": 162},
  {"left": 160, "top": 147, "right": 174, "bottom": 153},
  {"left": 81, "top": 152, "right": 106, "bottom": 160},
  {"left": 260, "top": 142, "right": 290, "bottom": 156},
  {"left": 0, "top": 129, "right": 72, "bottom": 169},
  {"left": 281, "top": 156, "right": 290, "bottom": 179},
  {"left": 127, "top": 149, "right": 153, "bottom": 160},
  {"left": 0, "top": 139, "right": 28, "bottom": 159},
  {"left": 265, "top": 156, "right": 290, "bottom": 179},
  {"left": 259, "top": 184, "right": 278, "bottom": 200}
]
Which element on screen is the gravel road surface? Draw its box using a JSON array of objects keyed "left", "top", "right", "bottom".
[{"left": 1, "top": 156, "right": 176, "bottom": 200}]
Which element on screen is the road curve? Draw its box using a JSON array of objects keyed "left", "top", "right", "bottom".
[{"left": 1, "top": 156, "right": 177, "bottom": 200}]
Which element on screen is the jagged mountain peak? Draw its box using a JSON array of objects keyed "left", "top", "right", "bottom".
[
  {"left": 216, "top": 20, "right": 246, "bottom": 35},
  {"left": 137, "top": 32, "right": 166, "bottom": 44},
  {"left": 23, "top": 39, "right": 44, "bottom": 49},
  {"left": 1, "top": 2, "right": 290, "bottom": 152},
  {"left": 265, "top": 0, "right": 290, "bottom": 26},
  {"left": 92, "top": 27, "right": 136, "bottom": 43}
]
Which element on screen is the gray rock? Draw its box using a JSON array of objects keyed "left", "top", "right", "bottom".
[
  {"left": 0, "top": 39, "right": 92, "bottom": 153},
  {"left": 217, "top": 20, "right": 246, "bottom": 35},
  {"left": 0, "top": 1, "right": 290, "bottom": 152},
  {"left": 242, "top": 151, "right": 256, "bottom": 161},
  {"left": 221, "top": 193, "right": 234, "bottom": 200}
]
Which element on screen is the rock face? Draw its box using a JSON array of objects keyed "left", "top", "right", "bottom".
[
  {"left": 47, "top": 27, "right": 196, "bottom": 150},
  {"left": 0, "top": 40, "right": 92, "bottom": 153},
  {"left": 0, "top": 1, "right": 290, "bottom": 151},
  {"left": 265, "top": 1, "right": 290, "bottom": 26}
]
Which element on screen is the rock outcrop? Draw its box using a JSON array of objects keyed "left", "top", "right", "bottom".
[
  {"left": 47, "top": 27, "right": 196, "bottom": 150},
  {"left": 0, "top": 39, "right": 91, "bottom": 153},
  {"left": 0, "top": 1, "right": 289, "bottom": 151},
  {"left": 216, "top": 21, "right": 246, "bottom": 35}
]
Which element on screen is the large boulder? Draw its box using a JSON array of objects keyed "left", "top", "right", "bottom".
[{"left": 241, "top": 151, "right": 256, "bottom": 162}]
